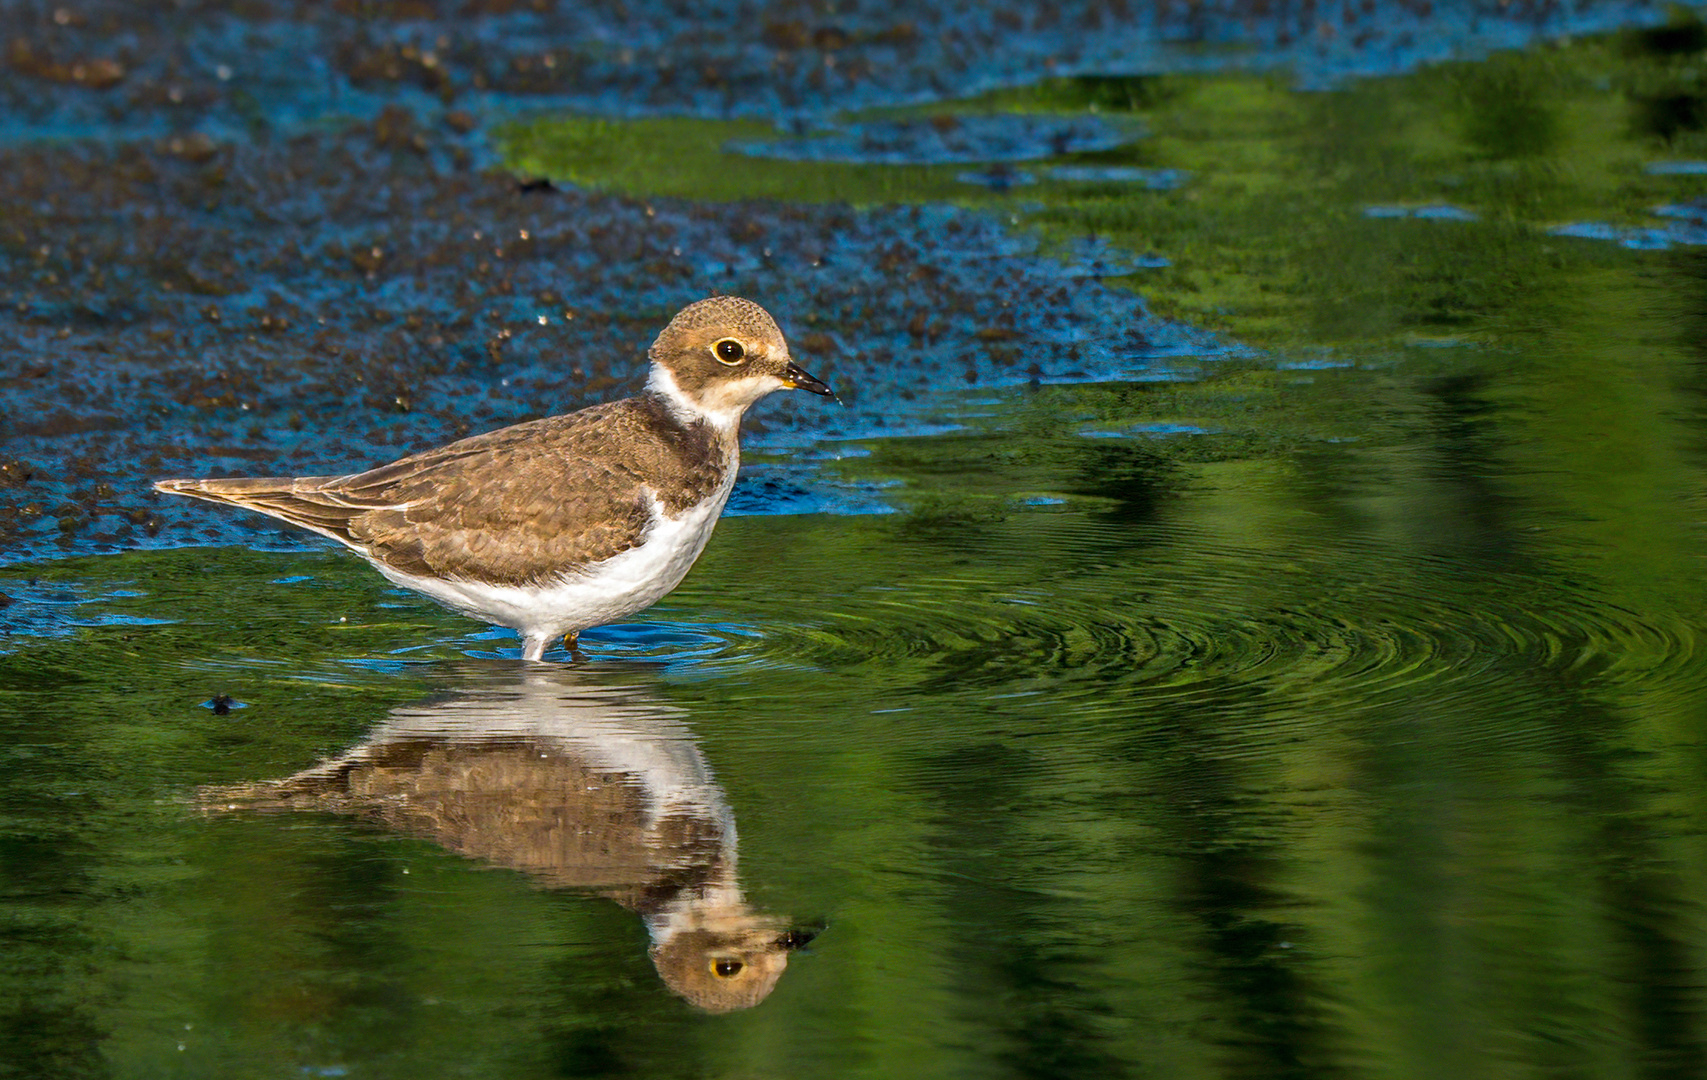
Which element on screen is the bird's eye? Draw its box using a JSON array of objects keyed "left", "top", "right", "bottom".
[
  {"left": 712, "top": 338, "right": 746, "bottom": 365},
  {"left": 711, "top": 959, "right": 745, "bottom": 979}
]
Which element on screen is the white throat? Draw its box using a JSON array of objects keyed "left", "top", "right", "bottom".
[
  {"left": 647, "top": 362, "right": 782, "bottom": 434},
  {"left": 647, "top": 363, "right": 742, "bottom": 432}
]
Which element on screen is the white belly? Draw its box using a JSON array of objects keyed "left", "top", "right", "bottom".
[{"left": 371, "top": 477, "right": 735, "bottom": 643}]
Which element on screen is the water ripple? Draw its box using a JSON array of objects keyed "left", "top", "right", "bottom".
[{"left": 709, "top": 532, "right": 1701, "bottom": 719}]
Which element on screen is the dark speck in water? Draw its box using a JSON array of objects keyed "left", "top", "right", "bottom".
[{"left": 204, "top": 694, "right": 239, "bottom": 715}]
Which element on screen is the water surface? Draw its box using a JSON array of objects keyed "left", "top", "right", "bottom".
[{"left": 7, "top": 7, "right": 1707, "bottom": 1080}]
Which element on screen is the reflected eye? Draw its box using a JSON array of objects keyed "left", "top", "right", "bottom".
[
  {"left": 711, "top": 959, "right": 745, "bottom": 979},
  {"left": 712, "top": 338, "right": 746, "bottom": 365}
]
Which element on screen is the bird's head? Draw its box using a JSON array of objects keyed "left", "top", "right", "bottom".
[{"left": 646, "top": 296, "right": 835, "bottom": 429}]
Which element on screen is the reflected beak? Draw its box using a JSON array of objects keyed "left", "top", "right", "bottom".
[
  {"left": 776, "top": 927, "right": 819, "bottom": 952},
  {"left": 780, "top": 360, "right": 837, "bottom": 399}
]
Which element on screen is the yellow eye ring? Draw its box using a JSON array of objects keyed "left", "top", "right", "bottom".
[
  {"left": 711, "top": 338, "right": 746, "bottom": 365},
  {"left": 711, "top": 958, "right": 745, "bottom": 979}
]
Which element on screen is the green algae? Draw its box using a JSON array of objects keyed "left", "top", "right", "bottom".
[{"left": 498, "top": 25, "right": 1707, "bottom": 354}]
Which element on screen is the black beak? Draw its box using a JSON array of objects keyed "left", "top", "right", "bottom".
[{"left": 780, "top": 360, "right": 837, "bottom": 399}]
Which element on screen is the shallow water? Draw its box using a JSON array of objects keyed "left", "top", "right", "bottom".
[
  {"left": 7, "top": 362, "right": 1707, "bottom": 1075},
  {"left": 9, "top": 4, "right": 1707, "bottom": 1079}
]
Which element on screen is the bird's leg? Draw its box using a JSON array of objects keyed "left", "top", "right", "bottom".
[{"left": 520, "top": 634, "right": 548, "bottom": 662}]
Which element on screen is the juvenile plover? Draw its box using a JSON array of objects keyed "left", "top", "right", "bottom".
[{"left": 156, "top": 296, "right": 835, "bottom": 660}]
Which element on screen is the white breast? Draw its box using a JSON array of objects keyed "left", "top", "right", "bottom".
[{"left": 371, "top": 466, "right": 738, "bottom": 648}]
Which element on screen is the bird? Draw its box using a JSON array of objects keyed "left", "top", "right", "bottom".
[{"left": 155, "top": 296, "right": 835, "bottom": 661}]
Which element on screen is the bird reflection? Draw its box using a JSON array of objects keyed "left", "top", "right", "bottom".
[{"left": 199, "top": 664, "right": 812, "bottom": 1012}]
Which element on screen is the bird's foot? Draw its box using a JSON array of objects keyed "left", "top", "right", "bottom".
[{"left": 563, "top": 632, "right": 588, "bottom": 662}]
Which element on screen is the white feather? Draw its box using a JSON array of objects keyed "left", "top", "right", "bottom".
[
  {"left": 369, "top": 465, "right": 738, "bottom": 657},
  {"left": 646, "top": 362, "right": 783, "bottom": 433}
]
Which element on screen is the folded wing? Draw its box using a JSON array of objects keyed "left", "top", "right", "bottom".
[{"left": 155, "top": 405, "right": 667, "bottom": 586}]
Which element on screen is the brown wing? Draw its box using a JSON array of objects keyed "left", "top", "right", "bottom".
[{"left": 155, "top": 397, "right": 728, "bottom": 585}]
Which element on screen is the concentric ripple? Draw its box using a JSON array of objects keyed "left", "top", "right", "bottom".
[{"left": 701, "top": 521, "right": 1703, "bottom": 722}]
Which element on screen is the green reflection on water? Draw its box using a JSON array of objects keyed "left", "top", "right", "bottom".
[
  {"left": 8, "top": 18, "right": 1707, "bottom": 1080},
  {"left": 5, "top": 363, "right": 1707, "bottom": 1075},
  {"left": 501, "top": 23, "right": 1707, "bottom": 354}
]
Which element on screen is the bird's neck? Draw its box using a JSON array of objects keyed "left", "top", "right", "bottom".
[{"left": 646, "top": 363, "right": 746, "bottom": 435}]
